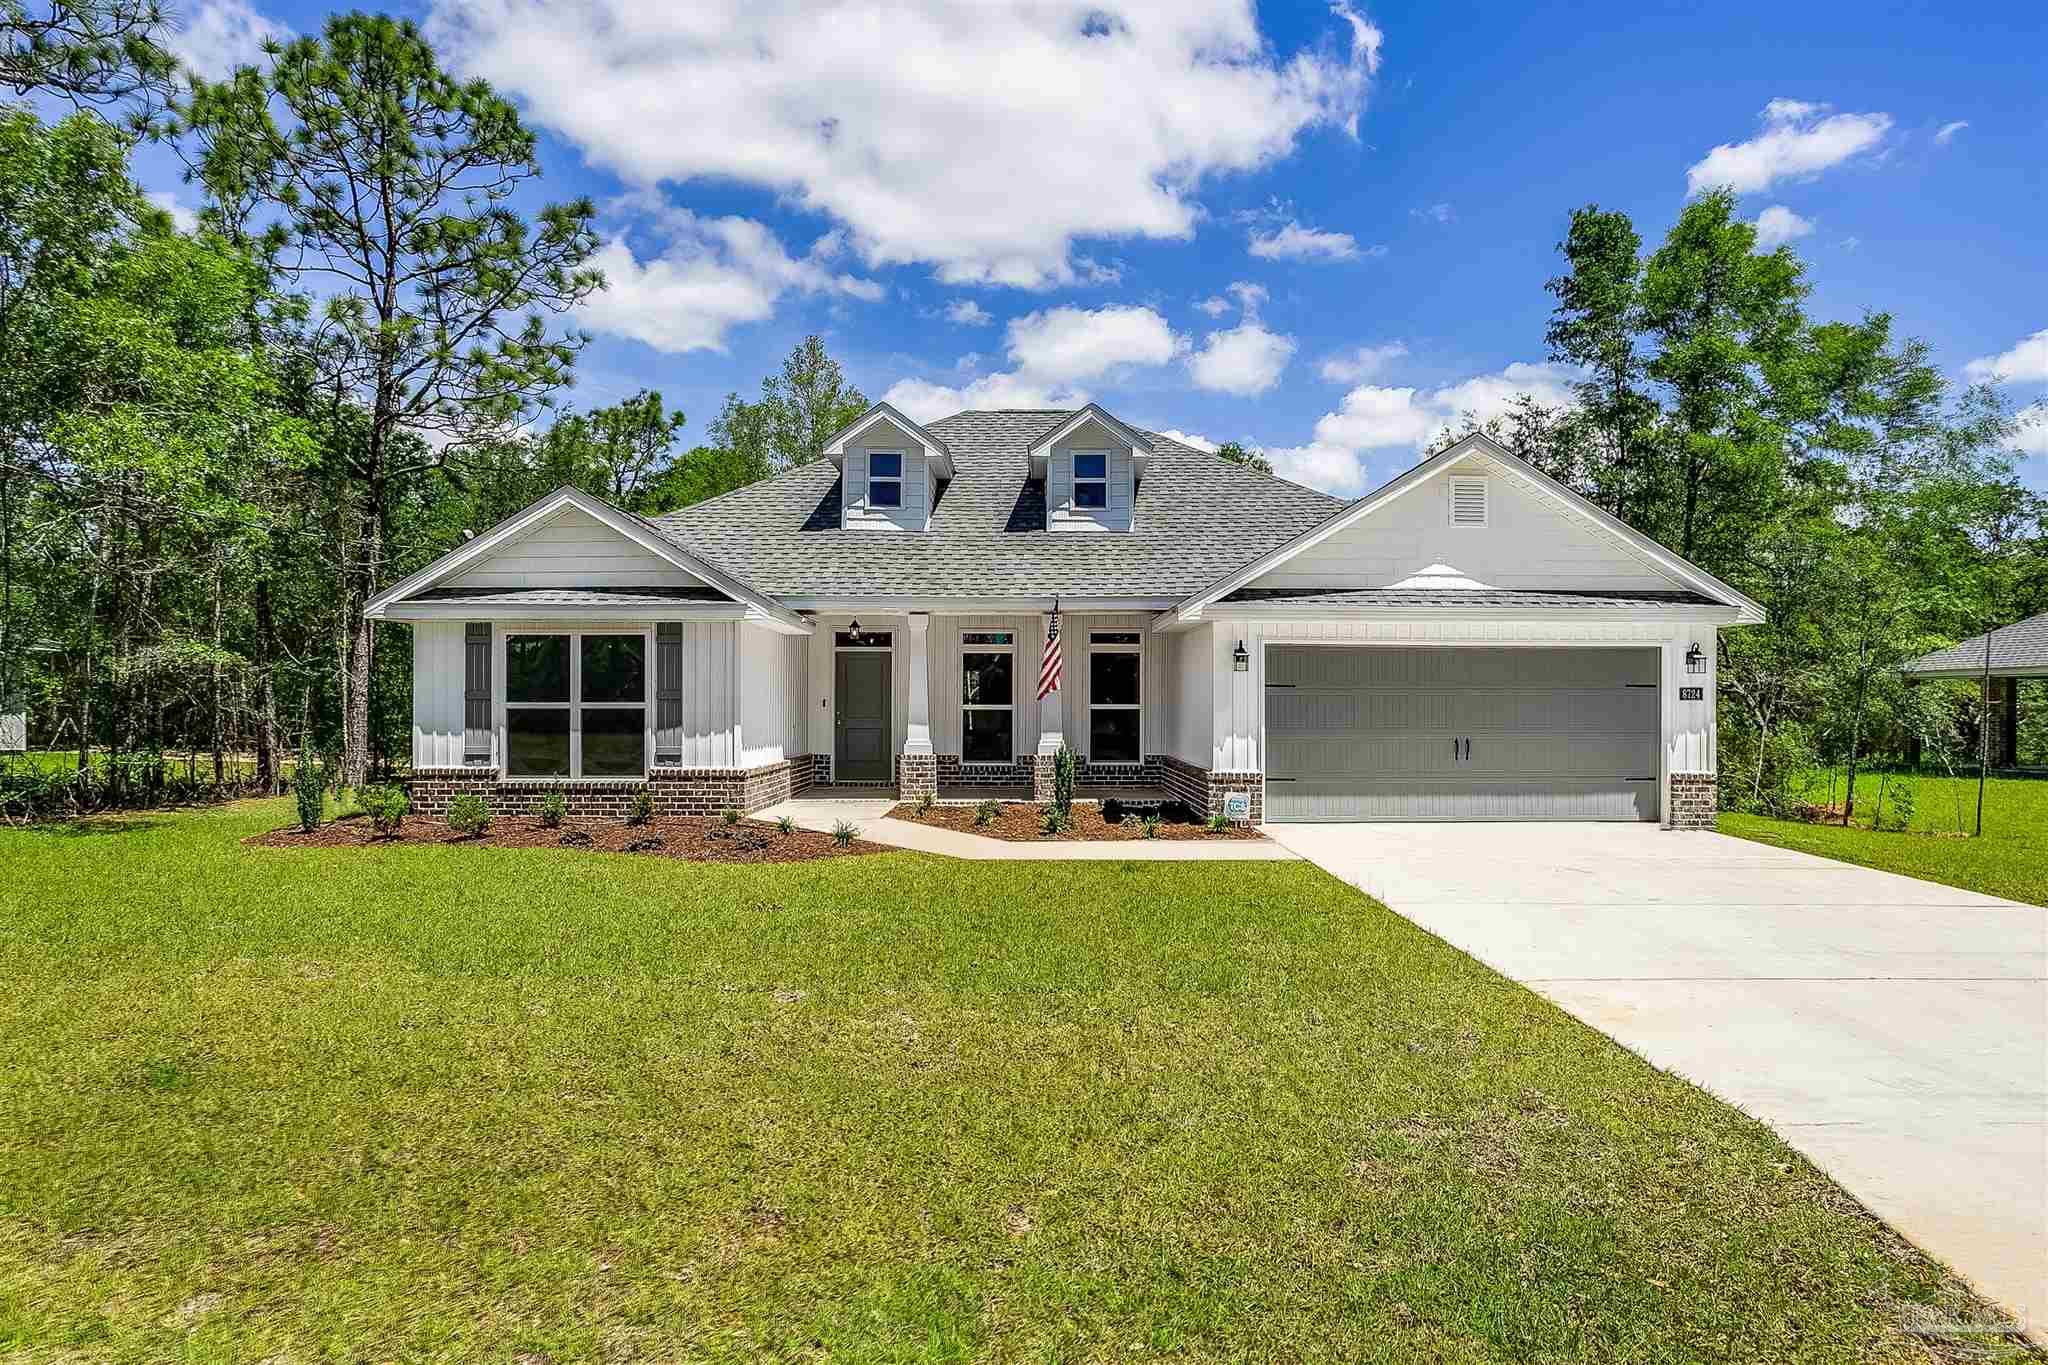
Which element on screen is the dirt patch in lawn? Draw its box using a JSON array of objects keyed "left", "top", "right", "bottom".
[
  {"left": 249, "top": 814, "right": 884, "bottom": 863},
  {"left": 886, "top": 800, "right": 1261, "bottom": 841}
]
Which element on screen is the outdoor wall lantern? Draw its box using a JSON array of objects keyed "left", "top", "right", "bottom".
[
  {"left": 846, "top": 619, "right": 862, "bottom": 641},
  {"left": 1233, "top": 640, "right": 1250, "bottom": 672},
  {"left": 1685, "top": 641, "right": 1706, "bottom": 675}
]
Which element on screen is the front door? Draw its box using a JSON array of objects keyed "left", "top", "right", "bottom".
[{"left": 834, "top": 650, "right": 893, "bottom": 782}]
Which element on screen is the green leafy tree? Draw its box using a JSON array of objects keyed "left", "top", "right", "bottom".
[
  {"left": 763, "top": 334, "right": 866, "bottom": 468},
  {"left": 1545, "top": 205, "right": 1659, "bottom": 521},
  {"left": 183, "top": 12, "right": 603, "bottom": 784},
  {"left": 1, "top": 0, "right": 174, "bottom": 126},
  {"left": 1213, "top": 440, "right": 1273, "bottom": 475},
  {"left": 529, "top": 389, "right": 686, "bottom": 512}
]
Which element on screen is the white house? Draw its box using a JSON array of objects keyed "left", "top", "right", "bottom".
[{"left": 367, "top": 404, "right": 1760, "bottom": 827}]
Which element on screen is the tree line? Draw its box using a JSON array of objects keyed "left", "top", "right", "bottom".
[
  {"left": 0, "top": 3, "right": 870, "bottom": 806},
  {"left": 1, "top": 1, "right": 2041, "bottom": 819}
]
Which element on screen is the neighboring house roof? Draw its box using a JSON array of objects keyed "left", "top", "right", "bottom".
[
  {"left": 1902, "top": 610, "right": 2048, "bottom": 678},
  {"left": 651, "top": 410, "right": 1344, "bottom": 602},
  {"left": 1165, "top": 433, "right": 1765, "bottom": 626},
  {"left": 1217, "top": 588, "right": 1724, "bottom": 610}
]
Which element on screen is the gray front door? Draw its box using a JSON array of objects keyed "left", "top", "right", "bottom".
[
  {"left": 834, "top": 651, "right": 893, "bottom": 782},
  {"left": 1264, "top": 645, "right": 1660, "bottom": 822}
]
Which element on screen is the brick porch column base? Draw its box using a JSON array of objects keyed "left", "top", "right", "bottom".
[
  {"left": 898, "top": 751, "right": 937, "bottom": 803},
  {"left": 1668, "top": 772, "right": 1717, "bottom": 829},
  {"left": 1030, "top": 753, "right": 1057, "bottom": 802}
]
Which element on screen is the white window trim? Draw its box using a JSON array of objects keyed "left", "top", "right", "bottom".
[
  {"left": 960, "top": 629, "right": 1016, "bottom": 764},
  {"left": 1087, "top": 630, "right": 1142, "bottom": 762},
  {"left": 1448, "top": 475, "right": 1489, "bottom": 527},
  {"left": 868, "top": 450, "right": 904, "bottom": 509},
  {"left": 498, "top": 626, "right": 653, "bottom": 780},
  {"left": 1072, "top": 450, "right": 1109, "bottom": 511}
]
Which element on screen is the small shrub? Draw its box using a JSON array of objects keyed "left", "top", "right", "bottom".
[
  {"left": 1051, "top": 745, "right": 1076, "bottom": 822},
  {"left": 1207, "top": 811, "right": 1230, "bottom": 833},
  {"left": 1102, "top": 797, "right": 1125, "bottom": 824},
  {"left": 973, "top": 798, "right": 1000, "bottom": 828},
  {"left": 537, "top": 789, "right": 568, "bottom": 828},
  {"left": 831, "top": 819, "right": 857, "bottom": 848},
  {"left": 1886, "top": 778, "right": 1917, "bottom": 832},
  {"left": 446, "top": 792, "right": 492, "bottom": 838},
  {"left": 915, "top": 788, "right": 936, "bottom": 814},
  {"left": 776, "top": 814, "right": 796, "bottom": 835},
  {"left": 1141, "top": 812, "right": 1161, "bottom": 839},
  {"left": 721, "top": 806, "right": 742, "bottom": 827},
  {"left": 1039, "top": 806, "right": 1071, "bottom": 837},
  {"left": 291, "top": 744, "right": 325, "bottom": 834},
  {"left": 358, "top": 784, "right": 409, "bottom": 836},
  {"left": 627, "top": 786, "right": 655, "bottom": 825}
]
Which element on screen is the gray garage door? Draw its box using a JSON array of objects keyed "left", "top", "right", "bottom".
[{"left": 1265, "top": 646, "right": 1660, "bottom": 822}]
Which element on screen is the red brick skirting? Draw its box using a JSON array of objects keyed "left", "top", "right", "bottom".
[
  {"left": 1668, "top": 771, "right": 1716, "bottom": 829},
  {"left": 409, "top": 754, "right": 817, "bottom": 819}
]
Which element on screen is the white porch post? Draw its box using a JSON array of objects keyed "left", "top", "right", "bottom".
[
  {"left": 900, "top": 612, "right": 936, "bottom": 799},
  {"left": 1033, "top": 610, "right": 1065, "bottom": 800}
]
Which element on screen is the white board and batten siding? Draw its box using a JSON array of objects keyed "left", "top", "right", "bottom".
[
  {"left": 1250, "top": 454, "right": 1674, "bottom": 593},
  {"left": 444, "top": 505, "right": 705, "bottom": 590},
  {"left": 1048, "top": 418, "right": 1137, "bottom": 531},
  {"left": 840, "top": 415, "right": 935, "bottom": 531},
  {"left": 411, "top": 617, "right": 757, "bottom": 770},
  {"left": 1159, "top": 623, "right": 1213, "bottom": 768},
  {"left": 739, "top": 622, "right": 808, "bottom": 767}
]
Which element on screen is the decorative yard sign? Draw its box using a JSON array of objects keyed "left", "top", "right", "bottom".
[
  {"left": 1223, "top": 792, "right": 1251, "bottom": 821},
  {"left": 1679, "top": 686, "right": 1705, "bottom": 701}
]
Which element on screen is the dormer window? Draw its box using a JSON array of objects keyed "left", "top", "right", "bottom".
[
  {"left": 868, "top": 451, "right": 903, "bottom": 508},
  {"left": 1074, "top": 452, "right": 1108, "bottom": 509}
]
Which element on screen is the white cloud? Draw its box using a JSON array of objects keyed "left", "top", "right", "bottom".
[
  {"left": 1838, "top": 235, "right": 1862, "bottom": 251},
  {"left": 884, "top": 303, "right": 1183, "bottom": 420},
  {"left": 1319, "top": 341, "right": 1407, "bottom": 383},
  {"left": 147, "top": 190, "right": 199, "bottom": 233},
  {"left": 1686, "top": 99, "right": 1892, "bottom": 196},
  {"left": 2012, "top": 404, "right": 2048, "bottom": 457},
  {"left": 1753, "top": 205, "right": 1815, "bottom": 249},
  {"left": 169, "top": 0, "right": 283, "bottom": 79},
  {"left": 944, "top": 299, "right": 992, "bottom": 325},
  {"left": 1248, "top": 220, "right": 1373, "bottom": 262},
  {"left": 1194, "top": 295, "right": 1234, "bottom": 317},
  {"left": 1934, "top": 120, "right": 1969, "bottom": 146},
  {"left": 1410, "top": 202, "right": 1453, "bottom": 224},
  {"left": 1269, "top": 361, "right": 1578, "bottom": 494},
  {"left": 430, "top": 0, "right": 1382, "bottom": 289},
  {"left": 1152, "top": 428, "right": 1219, "bottom": 453},
  {"left": 1189, "top": 322, "right": 1296, "bottom": 396},
  {"left": 1965, "top": 328, "right": 2048, "bottom": 384},
  {"left": 579, "top": 211, "right": 881, "bottom": 354}
]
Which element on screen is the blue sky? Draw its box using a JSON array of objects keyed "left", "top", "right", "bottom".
[{"left": 155, "top": 0, "right": 2048, "bottom": 495}]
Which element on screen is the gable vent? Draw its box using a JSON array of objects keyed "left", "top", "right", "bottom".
[{"left": 1448, "top": 477, "right": 1488, "bottom": 527}]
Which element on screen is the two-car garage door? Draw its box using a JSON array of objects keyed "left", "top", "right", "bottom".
[{"left": 1264, "top": 646, "right": 1660, "bottom": 822}]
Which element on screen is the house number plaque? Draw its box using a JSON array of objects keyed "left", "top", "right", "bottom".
[{"left": 1679, "top": 686, "right": 1705, "bottom": 701}]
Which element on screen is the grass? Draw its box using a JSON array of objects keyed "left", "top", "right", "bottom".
[
  {"left": 1721, "top": 772, "right": 2048, "bottom": 907},
  {"left": 0, "top": 800, "right": 2010, "bottom": 1362}
]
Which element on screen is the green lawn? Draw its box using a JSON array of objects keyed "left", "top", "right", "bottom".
[
  {"left": 1721, "top": 772, "right": 2048, "bottom": 907},
  {"left": 0, "top": 801, "right": 2006, "bottom": 1362}
]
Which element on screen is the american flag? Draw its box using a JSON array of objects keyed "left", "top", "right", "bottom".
[{"left": 1037, "top": 607, "right": 1062, "bottom": 700}]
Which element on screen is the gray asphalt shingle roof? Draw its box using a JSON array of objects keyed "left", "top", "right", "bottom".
[
  {"left": 1219, "top": 588, "right": 1722, "bottom": 609},
  {"left": 1903, "top": 610, "right": 2048, "bottom": 675},
  {"left": 413, "top": 586, "right": 730, "bottom": 605},
  {"left": 649, "top": 410, "right": 1345, "bottom": 599}
]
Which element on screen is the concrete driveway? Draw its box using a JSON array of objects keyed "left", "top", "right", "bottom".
[{"left": 1267, "top": 821, "right": 2047, "bottom": 1339}]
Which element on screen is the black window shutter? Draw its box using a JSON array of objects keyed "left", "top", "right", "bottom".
[
  {"left": 463, "top": 623, "right": 492, "bottom": 764},
  {"left": 655, "top": 622, "right": 683, "bottom": 765}
]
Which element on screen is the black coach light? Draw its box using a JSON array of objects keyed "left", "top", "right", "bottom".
[
  {"left": 847, "top": 619, "right": 861, "bottom": 640},
  {"left": 1233, "top": 640, "right": 1250, "bottom": 673},
  {"left": 1685, "top": 641, "right": 1706, "bottom": 675}
]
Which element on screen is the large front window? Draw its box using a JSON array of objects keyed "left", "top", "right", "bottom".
[
  {"left": 1088, "top": 631, "right": 1141, "bottom": 763},
  {"left": 961, "top": 630, "right": 1014, "bottom": 763},
  {"left": 505, "top": 631, "right": 647, "bottom": 778}
]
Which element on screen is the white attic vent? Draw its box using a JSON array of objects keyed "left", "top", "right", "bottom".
[{"left": 1448, "top": 476, "right": 1488, "bottom": 527}]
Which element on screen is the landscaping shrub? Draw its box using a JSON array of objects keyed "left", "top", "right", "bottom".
[
  {"left": 537, "top": 789, "right": 568, "bottom": 828},
  {"left": 776, "top": 814, "right": 796, "bottom": 836},
  {"left": 1101, "top": 797, "right": 1125, "bottom": 824},
  {"left": 358, "top": 784, "right": 408, "bottom": 836},
  {"left": 831, "top": 819, "right": 857, "bottom": 848},
  {"left": 1207, "top": 811, "right": 1230, "bottom": 833},
  {"left": 915, "top": 789, "right": 935, "bottom": 814},
  {"left": 1039, "top": 805, "right": 1071, "bottom": 837},
  {"left": 1886, "top": 777, "right": 1917, "bottom": 832},
  {"left": 446, "top": 793, "right": 492, "bottom": 838},
  {"left": 973, "top": 798, "right": 999, "bottom": 828},
  {"left": 1051, "top": 745, "right": 1076, "bottom": 823},
  {"left": 1142, "top": 812, "right": 1161, "bottom": 839},
  {"left": 720, "top": 806, "right": 742, "bottom": 827},
  {"left": 627, "top": 786, "right": 655, "bottom": 825},
  {"left": 292, "top": 744, "right": 326, "bottom": 833}
]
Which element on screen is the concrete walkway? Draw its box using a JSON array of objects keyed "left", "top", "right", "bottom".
[
  {"left": 757, "top": 796, "right": 1295, "bottom": 861},
  {"left": 1268, "top": 821, "right": 2048, "bottom": 1342}
]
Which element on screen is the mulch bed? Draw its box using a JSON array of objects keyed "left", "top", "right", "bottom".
[
  {"left": 248, "top": 814, "right": 885, "bottom": 863},
  {"left": 886, "top": 800, "right": 1262, "bottom": 842}
]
